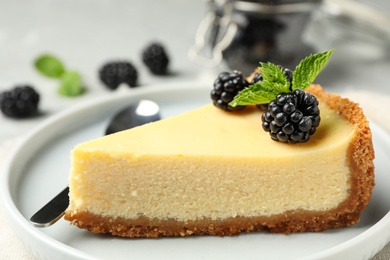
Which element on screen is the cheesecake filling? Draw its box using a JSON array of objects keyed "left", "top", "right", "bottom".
[
  {"left": 67, "top": 102, "right": 355, "bottom": 222},
  {"left": 69, "top": 153, "right": 351, "bottom": 221}
]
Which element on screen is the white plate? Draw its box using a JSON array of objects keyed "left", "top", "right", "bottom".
[{"left": 2, "top": 83, "right": 390, "bottom": 260}]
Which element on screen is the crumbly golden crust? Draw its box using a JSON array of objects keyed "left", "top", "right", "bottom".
[
  {"left": 65, "top": 205, "right": 361, "bottom": 238},
  {"left": 64, "top": 85, "right": 375, "bottom": 237},
  {"left": 308, "top": 84, "right": 375, "bottom": 215}
]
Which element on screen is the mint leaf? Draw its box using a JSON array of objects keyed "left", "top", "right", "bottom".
[
  {"left": 228, "top": 49, "right": 334, "bottom": 107},
  {"left": 34, "top": 54, "right": 86, "bottom": 97},
  {"left": 229, "top": 62, "right": 290, "bottom": 107},
  {"left": 292, "top": 49, "right": 333, "bottom": 90},
  {"left": 229, "top": 80, "right": 287, "bottom": 107},
  {"left": 58, "top": 71, "right": 84, "bottom": 97},
  {"left": 34, "top": 54, "right": 66, "bottom": 78},
  {"left": 259, "top": 62, "right": 289, "bottom": 89}
]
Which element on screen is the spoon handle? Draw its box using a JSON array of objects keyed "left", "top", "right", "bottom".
[{"left": 30, "top": 187, "right": 69, "bottom": 227}]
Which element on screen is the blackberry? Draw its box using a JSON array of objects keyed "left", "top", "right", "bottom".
[
  {"left": 142, "top": 43, "right": 169, "bottom": 75},
  {"left": 250, "top": 72, "right": 268, "bottom": 111},
  {"left": 281, "top": 66, "right": 293, "bottom": 87},
  {"left": 0, "top": 85, "right": 40, "bottom": 118},
  {"left": 251, "top": 72, "right": 263, "bottom": 84},
  {"left": 99, "top": 61, "right": 138, "bottom": 89},
  {"left": 261, "top": 89, "right": 320, "bottom": 143},
  {"left": 211, "top": 70, "right": 248, "bottom": 111}
]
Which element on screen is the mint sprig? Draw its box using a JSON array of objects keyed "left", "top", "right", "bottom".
[
  {"left": 229, "top": 79, "right": 286, "bottom": 106},
  {"left": 292, "top": 49, "right": 333, "bottom": 90},
  {"left": 34, "top": 54, "right": 85, "bottom": 97},
  {"left": 260, "top": 62, "right": 289, "bottom": 87},
  {"left": 229, "top": 49, "right": 333, "bottom": 107}
]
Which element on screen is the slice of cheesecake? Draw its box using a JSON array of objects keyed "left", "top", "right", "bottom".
[{"left": 64, "top": 85, "right": 374, "bottom": 237}]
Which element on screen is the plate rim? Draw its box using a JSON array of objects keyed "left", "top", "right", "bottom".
[
  {"left": 1, "top": 82, "right": 210, "bottom": 259},
  {"left": 1, "top": 82, "right": 390, "bottom": 260}
]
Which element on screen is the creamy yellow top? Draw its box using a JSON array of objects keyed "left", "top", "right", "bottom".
[
  {"left": 77, "top": 103, "right": 353, "bottom": 156},
  {"left": 68, "top": 103, "right": 355, "bottom": 221}
]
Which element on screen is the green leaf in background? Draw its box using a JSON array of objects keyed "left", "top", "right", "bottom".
[
  {"left": 292, "top": 49, "right": 334, "bottom": 90},
  {"left": 34, "top": 54, "right": 66, "bottom": 78},
  {"left": 58, "top": 71, "right": 84, "bottom": 97}
]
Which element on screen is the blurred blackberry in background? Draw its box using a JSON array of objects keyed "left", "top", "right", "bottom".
[
  {"left": 142, "top": 43, "right": 169, "bottom": 75},
  {"left": 0, "top": 85, "right": 40, "bottom": 118},
  {"left": 99, "top": 61, "right": 138, "bottom": 89}
]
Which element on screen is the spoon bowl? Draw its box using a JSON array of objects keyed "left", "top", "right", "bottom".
[{"left": 105, "top": 100, "right": 160, "bottom": 135}]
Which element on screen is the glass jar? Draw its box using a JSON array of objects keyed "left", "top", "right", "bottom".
[{"left": 190, "top": 0, "right": 322, "bottom": 74}]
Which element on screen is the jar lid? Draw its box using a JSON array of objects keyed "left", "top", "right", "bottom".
[{"left": 211, "top": 0, "right": 322, "bottom": 14}]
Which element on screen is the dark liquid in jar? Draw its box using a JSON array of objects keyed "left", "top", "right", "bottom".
[{"left": 222, "top": 0, "right": 317, "bottom": 74}]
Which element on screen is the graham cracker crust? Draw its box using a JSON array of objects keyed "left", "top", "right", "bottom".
[
  {"left": 308, "top": 84, "right": 375, "bottom": 215},
  {"left": 64, "top": 85, "right": 375, "bottom": 237},
  {"left": 65, "top": 205, "right": 362, "bottom": 238}
]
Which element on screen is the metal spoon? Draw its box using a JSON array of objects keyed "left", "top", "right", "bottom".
[
  {"left": 29, "top": 99, "right": 161, "bottom": 227},
  {"left": 105, "top": 99, "right": 160, "bottom": 135}
]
